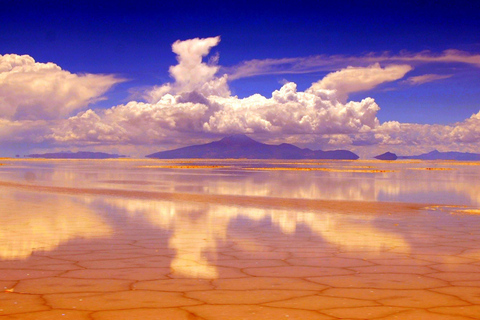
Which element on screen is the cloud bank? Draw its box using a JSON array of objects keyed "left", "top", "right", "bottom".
[
  {"left": 2, "top": 37, "right": 480, "bottom": 157},
  {"left": 51, "top": 37, "right": 388, "bottom": 147}
]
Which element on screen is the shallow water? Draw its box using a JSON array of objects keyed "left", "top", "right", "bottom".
[{"left": 1, "top": 159, "right": 480, "bottom": 319}]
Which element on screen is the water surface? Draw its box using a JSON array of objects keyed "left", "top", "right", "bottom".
[{"left": 1, "top": 159, "right": 480, "bottom": 319}]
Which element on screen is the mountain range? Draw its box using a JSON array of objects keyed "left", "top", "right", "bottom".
[
  {"left": 24, "top": 142, "right": 480, "bottom": 161},
  {"left": 146, "top": 134, "right": 359, "bottom": 159},
  {"left": 398, "top": 150, "right": 480, "bottom": 161},
  {"left": 27, "top": 151, "right": 127, "bottom": 159}
]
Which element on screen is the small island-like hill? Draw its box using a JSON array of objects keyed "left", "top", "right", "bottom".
[{"left": 374, "top": 152, "right": 398, "bottom": 160}]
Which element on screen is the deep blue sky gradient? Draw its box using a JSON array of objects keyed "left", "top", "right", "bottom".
[{"left": 1, "top": 0, "right": 480, "bottom": 124}]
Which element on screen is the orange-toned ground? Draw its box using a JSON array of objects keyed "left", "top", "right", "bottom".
[{"left": 2, "top": 159, "right": 480, "bottom": 319}]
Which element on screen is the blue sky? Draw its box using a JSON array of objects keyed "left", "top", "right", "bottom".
[{"left": 1, "top": 0, "right": 480, "bottom": 157}]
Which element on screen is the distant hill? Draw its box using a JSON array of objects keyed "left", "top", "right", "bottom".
[
  {"left": 398, "top": 150, "right": 480, "bottom": 161},
  {"left": 27, "top": 151, "right": 127, "bottom": 159},
  {"left": 374, "top": 152, "right": 397, "bottom": 160},
  {"left": 146, "top": 134, "right": 359, "bottom": 160}
]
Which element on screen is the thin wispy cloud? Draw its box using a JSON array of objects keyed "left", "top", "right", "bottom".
[
  {"left": 225, "top": 50, "right": 480, "bottom": 80},
  {"left": 404, "top": 74, "right": 453, "bottom": 85}
]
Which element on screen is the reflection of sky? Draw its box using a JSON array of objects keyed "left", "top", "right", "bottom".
[{"left": 0, "top": 187, "right": 410, "bottom": 278}]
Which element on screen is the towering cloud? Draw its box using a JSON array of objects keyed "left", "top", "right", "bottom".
[
  {"left": 0, "top": 54, "right": 124, "bottom": 121},
  {"left": 144, "top": 36, "right": 230, "bottom": 103}
]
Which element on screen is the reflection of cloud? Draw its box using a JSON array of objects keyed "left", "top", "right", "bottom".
[
  {"left": 169, "top": 209, "right": 223, "bottom": 279},
  {"left": 303, "top": 212, "right": 408, "bottom": 251},
  {"left": 102, "top": 196, "right": 410, "bottom": 278},
  {"left": 103, "top": 199, "right": 228, "bottom": 279},
  {"left": 0, "top": 190, "right": 112, "bottom": 260}
]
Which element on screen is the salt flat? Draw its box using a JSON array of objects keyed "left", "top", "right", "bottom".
[{"left": 1, "top": 159, "right": 480, "bottom": 319}]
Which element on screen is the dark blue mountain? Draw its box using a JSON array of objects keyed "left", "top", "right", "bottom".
[
  {"left": 375, "top": 152, "right": 397, "bottom": 160},
  {"left": 27, "top": 151, "right": 127, "bottom": 159},
  {"left": 146, "top": 134, "right": 359, "bottom": 160},
  {"left": 398, "top": 150, "right": 480, "bottom": 161}
]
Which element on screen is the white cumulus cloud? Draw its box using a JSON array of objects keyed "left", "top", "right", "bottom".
[
  {"left": 52, "top": 37, "right": 390, "bottom": 146},
  {"left": 53, "top": 81, "right": 382, "bottom": 143},
  {"left": 308, "top": 63, "right": 413, "bottom": 103},
  {"left": 362, "top": 111, "right": 480, "bottom": 154},
  {"left": 0, "top": 54, "right": 124, "bottom": 121},
  {"left": 203, "top": 82, "right": 380, "bottom": 134}
]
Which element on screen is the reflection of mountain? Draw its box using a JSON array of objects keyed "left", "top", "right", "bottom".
[
  {"left": 27, "top": 151, "right": 127, "bottom": 159},
  {"left": 399, "top": 150, "right": 480, "bottom": 160},
  {"left": 146, "top": 134, "right": 359, "bottom": 159},
  {"left": 101, "top": 197, "right": 409, "bottom": 278},
  {"left": 0, "top": 190, "right": 112, "bottom": 260}
]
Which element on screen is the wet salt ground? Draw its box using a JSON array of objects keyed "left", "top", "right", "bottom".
[{"left": 1, "top": 160, "right": 480, "bottom": 319}]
